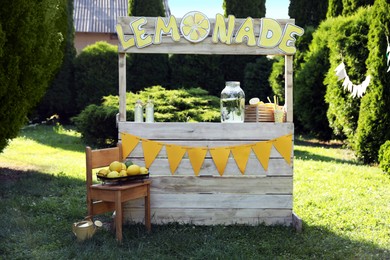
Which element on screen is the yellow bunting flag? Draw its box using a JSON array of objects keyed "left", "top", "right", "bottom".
[
  {"left": 141, "top": 139, "right": 163, "bottom": 168},
  {"left": 120, "top": 132, "right": 140, "bottom": 159},
  {"left": 273, "top": 134, "right": 293, "bottom": 165},
  {"left": 209, "top": 147, "right": 231, "bottom": 176},
  {"left": 187, "top": 147, "right": 207, "bottom": 176},
  {"left": 231, "top": 145, "right": 252, "bottom": 174},
  {"left": 166, "top": 144, "right": 187, "bottom": 175},
  {"left": 252, "top": 141, "right": 273, "bottom": 171}
]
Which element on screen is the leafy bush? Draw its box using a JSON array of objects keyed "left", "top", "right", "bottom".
[
  {"left": 378, "top": 140, "right": 390, "bottom": 174},
  {"left": 73, "top": 42, "right": 121, "bottom": 114},
  {"left": 72, "top": 104, "right": 121, "bottom": 148},
  {"left": 73, "top": 86, "right": 220, "bottom": 147}
]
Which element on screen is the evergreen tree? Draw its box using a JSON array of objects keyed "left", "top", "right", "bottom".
[
  {"left": 222, "top": 0, "right": 266, "bottom": 95},
  {"left": 128, "top": 0, "right": 169, "bottom": 92},
  {"left": 327, "top": 0, "right": 343, "bottom": 17},
  {"left": 327, "top": 0, "right": 374, "bottom": 17},
  {"left": 324, "top": 9, "right": 370, "bottom": 142},
  {"left": 36, "top": 0, "right": 77, "bottom": 122},
  {"left": 0, "top": 0, "right": 64, "bottom": 152},
  {"left": 289, "top": 0, "right": 328, "bottom": 28},
  {"left": 354, "top": 0, "right": 390, "bottom": 163}
]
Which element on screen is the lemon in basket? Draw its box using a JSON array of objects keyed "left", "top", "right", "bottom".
[
  {"left": 127, "top": 164, "right": 140, "bottom": 175},
  {"left": 97, "top": 168, "right": 109, "bottom": 177},
  {"left": 107, "top": 171, "right": 120, "bottom": 178},
  {"left": 140, "top": 167, "right": 148, "bottom": 175},
  {"left": 109, "top": 161, "right": 122, "bottom": 172},
  {"left": 119, "top": 170, "right": 127, "bottom": 177}
]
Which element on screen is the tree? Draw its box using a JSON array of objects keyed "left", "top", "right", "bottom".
[
  {"left": 35, "top": 0, "right": 77, "bottom": 122},
  {"left": 324, "top": 9, "right": 370, "bottom": 142},
  {"left": 294, "top": 22, "right": 333, "bottom": 140},
  {"left": 127, "top": 0, "right": 170, "bottom": 92},
  {"left": 0, "top": 0, "right": 65, "bottom": 152},
  {"left": 354, "top": 0, "right": 390, "bottom": 163},
  {"left": 289, "top": 0, "right": 328, "bottom": 28},
  {"left": 327, "top": 0, "right": 374, "bottom": 18},
  {"left": 222, "top": 0, "right": 266, "bottom": 95}
]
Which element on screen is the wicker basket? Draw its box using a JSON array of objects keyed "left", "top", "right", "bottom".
[{"left": 244, "top": 104, "right": 286, "bottom": 122}]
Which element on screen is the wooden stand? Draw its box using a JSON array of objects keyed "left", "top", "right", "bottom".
[{"left": 116, "top": 16, "right": 301, "bottom": 229}]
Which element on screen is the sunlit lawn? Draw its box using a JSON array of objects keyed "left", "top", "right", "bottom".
[{"left": 0, "top": 125, "right": 389, "bottom": 259}]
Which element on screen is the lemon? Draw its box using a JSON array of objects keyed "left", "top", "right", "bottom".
[
  {"left": 180, "top": 11, "right": 210, "bottom": 43},
  {"left": 97, "top": 168, "right": 109, "bottom": 177},
  {"left": 109, "top": 161, "right": 122, "bottom": 172},
  {"left": 107, "top": 171, "right": 120, "bottom": 178},
  {"left": 119, "top": 170, "right": 127, "bottom": 177},
  {"left": 127, "top": 164, "right": 140, "bottom": 175},
  {"left": 249, "top": 97, "right": 260, "bottom": 105},
  {"left": 139, "top": 167, "right": 148, "bottom": 175},
  {"left": 121, "top": 163, "right": 127, "bottom": 170}
]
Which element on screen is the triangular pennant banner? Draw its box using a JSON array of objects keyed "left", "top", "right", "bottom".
[
  {"left": 166, "top": 144, "right": 187, "bottom": 175},
  {"left": 141, "top": 139, "right": 163, "bottom": 168},
  {"left": 273, "top": 134, "right": 293, "bottom": 165},
  {"left": 209, "top": 147, "right": 231, "bottom": 176},
  {"left": 187, "top": 147, "right": 207, "bottom": 176},
  {"left": 252, "top": 141, "right": 273, "bottom": 171},
  {"left": 121, "top": 132, "right": 140, "bottom": 159},
  {"left": 231, "top": 145, "right": 251, "bottom": 174}
]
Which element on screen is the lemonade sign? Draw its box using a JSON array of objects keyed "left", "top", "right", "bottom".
[{"left": 116, "top": 12, "right": 304, "bottom": 55}]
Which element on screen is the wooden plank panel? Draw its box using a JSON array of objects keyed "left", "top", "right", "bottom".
[
  {"left": 124, "top": 208, "right": 293, "bottom": 226},
  {"left": 131, "top": 158, "right": 292, "bottom": 176},
  {"left": 118, "top": 39, "right": 286, "bottom": 55},
  {"left": 118, "top": 122, "right": 294, "bottom": 140},
  {"left": 146, "top": 176, "right": 293, "bottom": 195},
  {"left": 124, "top": 193, "right": 292, "bottom": 209}
]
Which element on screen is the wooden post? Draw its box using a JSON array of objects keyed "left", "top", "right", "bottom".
[
  {"left": 285, "top": 55, "right": 293, "bottom": 122},
  {"left": 118, "top": 53, "right": 126, "bottom": 121}
]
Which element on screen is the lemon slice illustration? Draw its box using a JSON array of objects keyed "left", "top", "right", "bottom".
[{"left": 180, "top": 11, "right": 210, "bottom": 43}]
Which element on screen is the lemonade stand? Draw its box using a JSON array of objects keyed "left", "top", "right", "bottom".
[{"left": 115, "top": 12, "right": 303, "bottom": 229}]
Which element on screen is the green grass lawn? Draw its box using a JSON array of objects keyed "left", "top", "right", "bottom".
[{"left": 0, "top": 125, "right": 389, "bottom": 259}]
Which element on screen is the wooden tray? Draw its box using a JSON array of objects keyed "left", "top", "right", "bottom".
[{"left": 97, "top": 173, "right": 149, "bottom": 184}]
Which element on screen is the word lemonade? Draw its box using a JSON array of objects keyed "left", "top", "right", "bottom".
[{"left": 116, "top": 12, "right": 304, "bottom": 55}]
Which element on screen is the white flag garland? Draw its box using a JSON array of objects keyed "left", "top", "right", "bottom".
[
  {"left": 386, "top": 36, "right": 390, "bottom": 72},
  {"left": 334, "top": 62, "right": 371, "bottom": 98}
]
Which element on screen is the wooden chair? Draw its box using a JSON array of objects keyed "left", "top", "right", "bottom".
[{"left": 85, "top": 143, "right": 151, "bottom": 242}]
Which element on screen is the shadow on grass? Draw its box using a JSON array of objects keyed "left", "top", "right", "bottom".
[
  {"left": 19, "top": 124, "right": 85, "bottom": 153},
  {"left": 294, "top": 138, "right": 362, "bottom": 166},
  {"left": 0, "top": 167, "right": 388, "bottom": 259}
]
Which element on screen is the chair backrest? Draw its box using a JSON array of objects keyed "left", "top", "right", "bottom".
[{"left": 85, "top": 143, "right": 123, "bottom": 187}]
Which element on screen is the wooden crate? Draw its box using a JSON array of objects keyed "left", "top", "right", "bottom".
[{"left": 118, "top": 122, "right": 294, "bottom": 226}]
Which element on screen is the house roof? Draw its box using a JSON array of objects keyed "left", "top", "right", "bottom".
[{"left": 74, "top": 0, "right": 128, "bottom": 33}]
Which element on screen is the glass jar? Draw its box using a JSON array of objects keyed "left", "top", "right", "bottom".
[
  {"left": 220, "top": 81, "right": 245, "bottom": 123},
  {"left": 134, "top": 99, "right": 143, "bottom": 122},
  {"left": 145, "top": 99, "right": 154, "bottom": 123}
]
